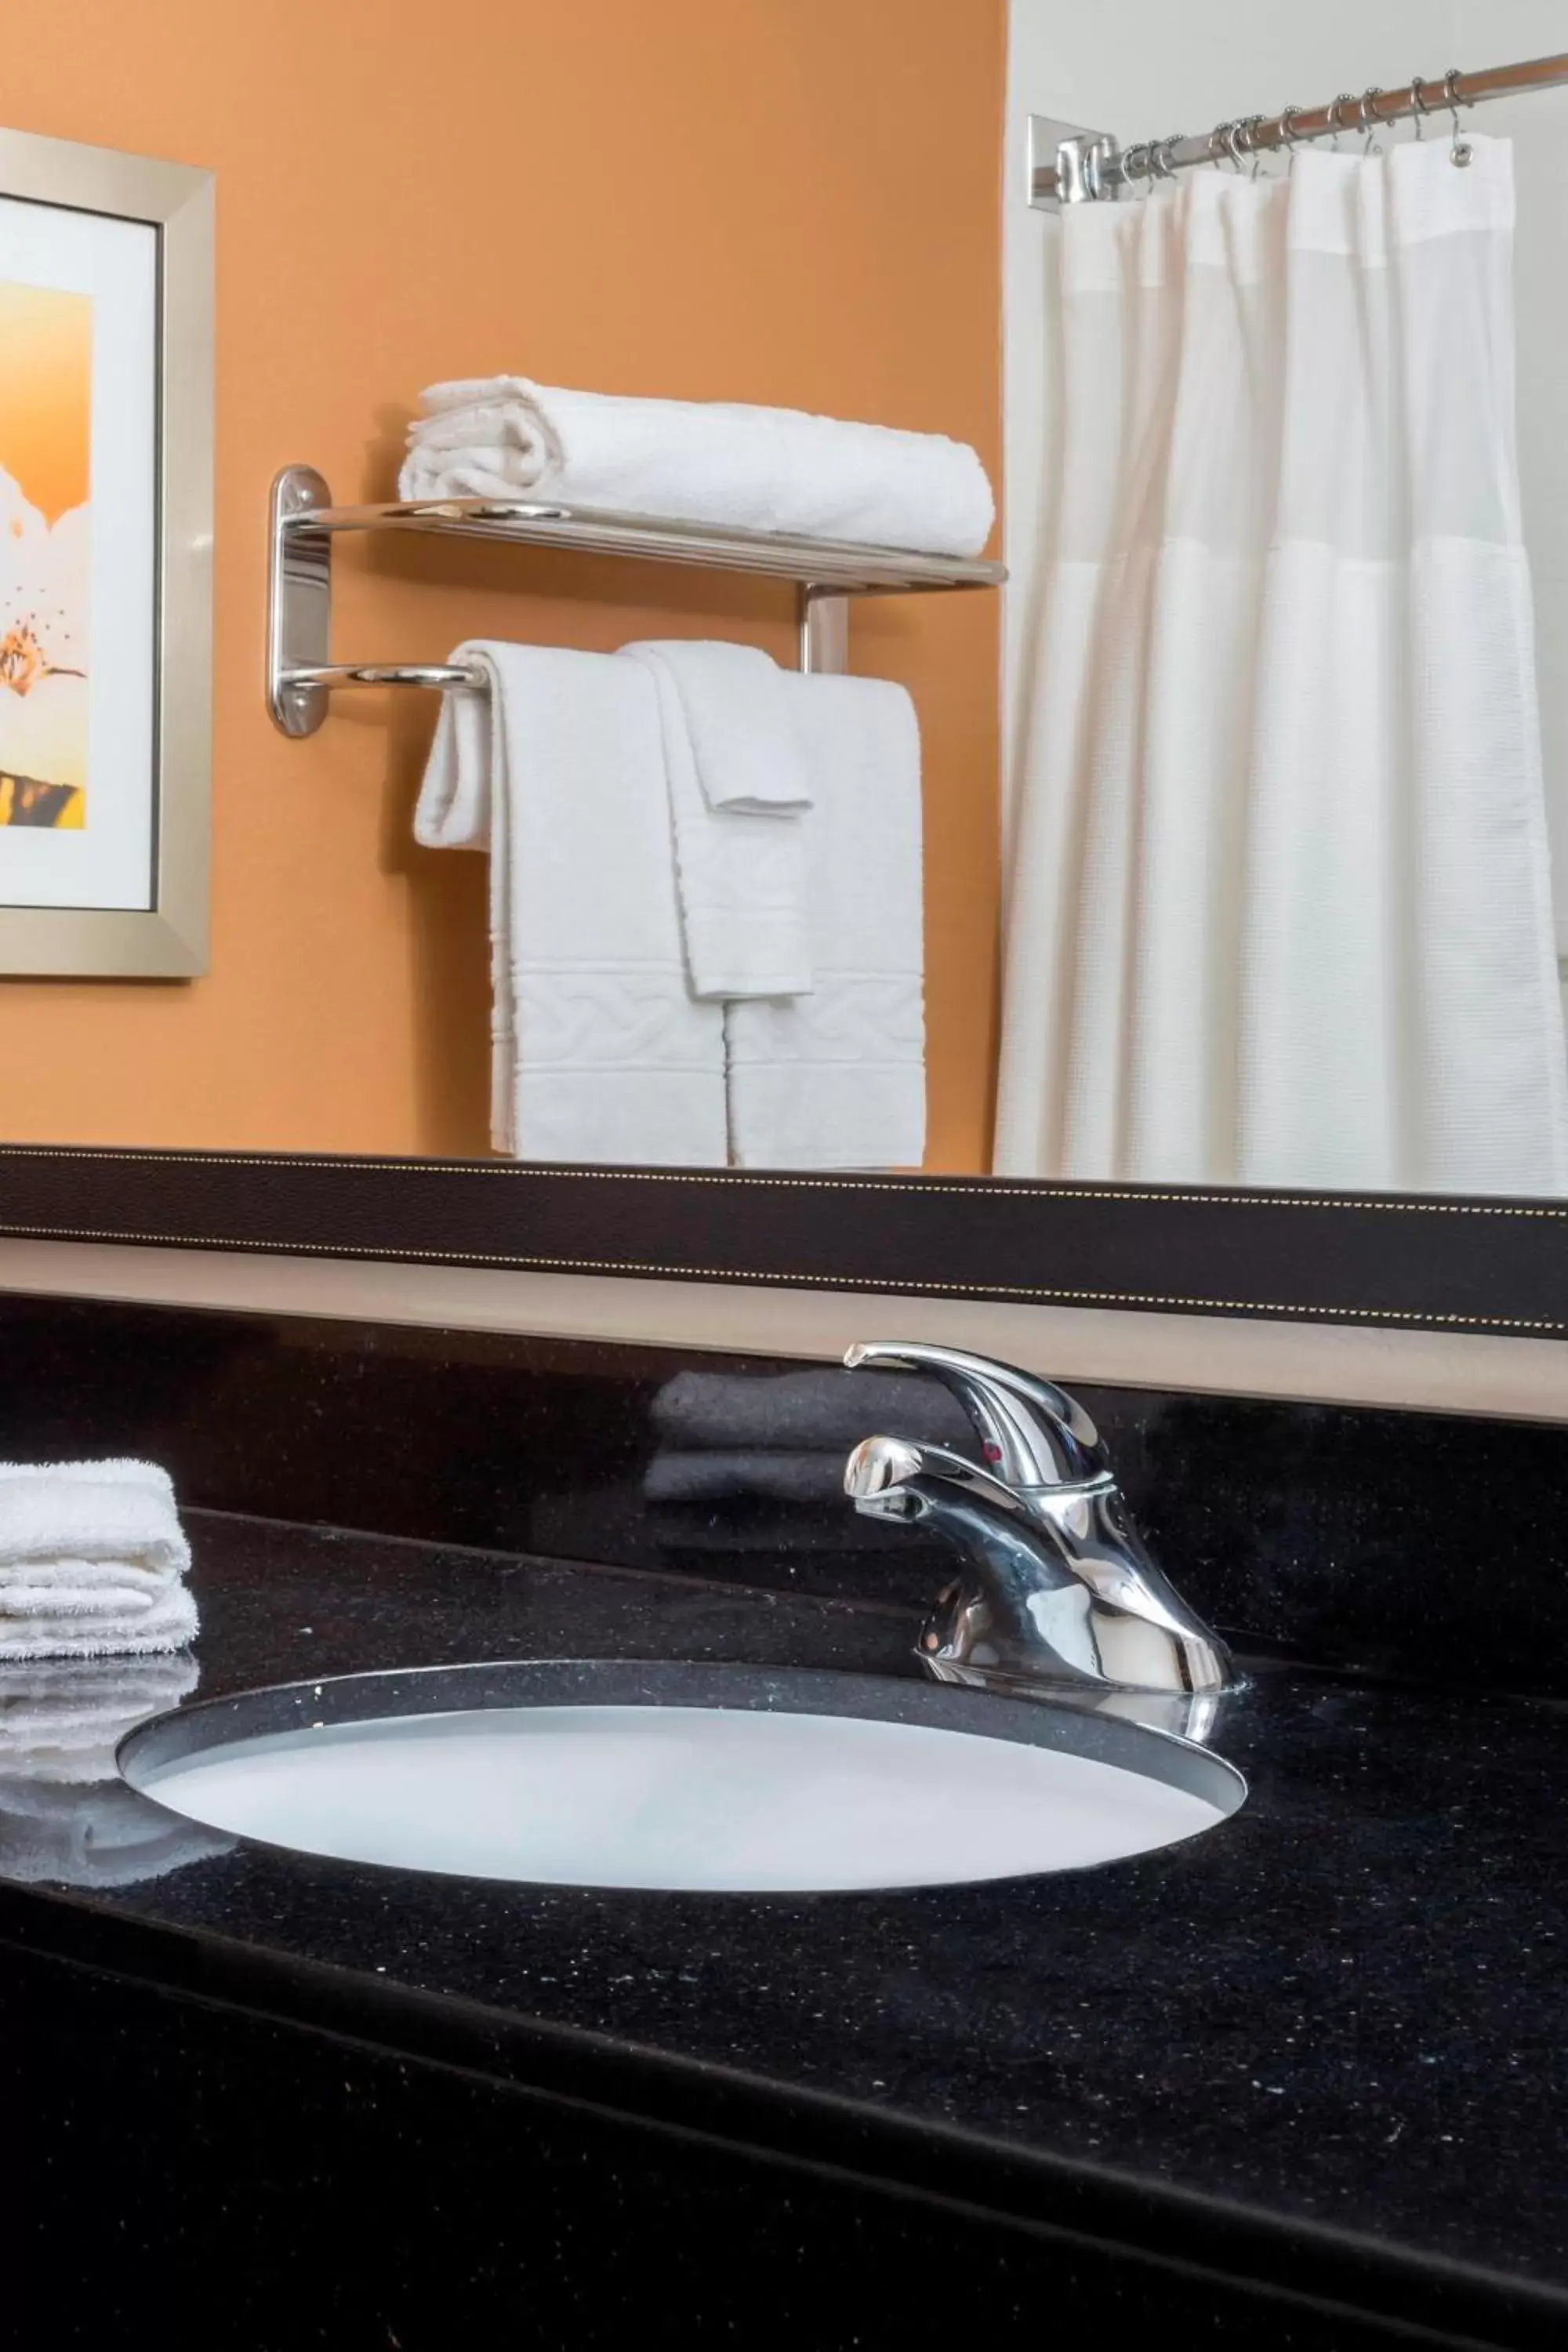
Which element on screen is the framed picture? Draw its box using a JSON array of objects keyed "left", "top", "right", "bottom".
[{"left": 0, "top": 129, "right": 211, "bottom": 976}]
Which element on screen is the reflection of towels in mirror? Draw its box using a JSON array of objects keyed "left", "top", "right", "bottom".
[
  {"left": 644, "top": 1450, "right": 847, "bottom": 1505},
  {"left": 643, "top": 1367, "right": 978, "bottom": 1541},
  {"left": 648, "top": 1367, "right": 975, "bottom": 1456},
  {"left": 0, "top": 1777, "right": 234, "bottom": 1889},
  {"left": 0, "top": 1653, "right": 198, "bottom": 1781},
  {"left": 0, "top": 1653, "right": 233, "bottom": 1887}
]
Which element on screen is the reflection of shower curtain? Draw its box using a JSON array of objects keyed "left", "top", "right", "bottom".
[{"left": 995, "top": 137, "right": 1568, "bottom": 1195}]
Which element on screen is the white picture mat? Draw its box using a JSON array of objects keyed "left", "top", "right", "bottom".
[{"left": 0, "top": 197, "right": 157, "bottom": 911}]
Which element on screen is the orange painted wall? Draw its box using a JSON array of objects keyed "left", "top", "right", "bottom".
[{"left": 0, "top": 0, "right": 1004, "bottom": 1168}]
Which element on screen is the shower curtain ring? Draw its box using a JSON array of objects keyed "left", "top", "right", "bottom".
[
  {"left": 1152, "top": 136, "right": 1183, "bottom": 183},
  {"left": 1327, "top": 93, "right": 1356, "bottom": 151},
  {"left": 1225, "top": 119, "right": 1249, "bottom": 172},
  {"left": 1409, "top": 74, "right": 1432, "bottom": 140},
  {"left": 1279, "top": 104, "right": 1306, "bottom": 156},
  {"left": 1359, "top": 87, "right": 1385, "bottom": 154},
  {"left": 1443, "top": 67, "right": 1474, "bottom": 168},
  {"left": 1241, "top": 114, "right": 1269, "bottom": 177}
]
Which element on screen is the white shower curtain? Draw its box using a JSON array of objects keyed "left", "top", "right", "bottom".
[{"left": 994, "top": 136, "right": 1568, "bottom": 1195}]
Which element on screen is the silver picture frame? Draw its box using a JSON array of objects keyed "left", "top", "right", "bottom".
[{"left": 0, "top": 128, "right": 211, "bottom": 977}]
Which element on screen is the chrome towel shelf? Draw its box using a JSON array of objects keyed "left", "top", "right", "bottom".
[{"left": 266, "top": 464, "right": 1006, "bottom": 738}]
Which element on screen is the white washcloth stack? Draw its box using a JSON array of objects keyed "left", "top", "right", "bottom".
[
  {"left": 400, "top": 376, "right": 995, "bottom": 558},
  {"left": 0, "top": 1461, "right": 198, "bottom": 1661}
]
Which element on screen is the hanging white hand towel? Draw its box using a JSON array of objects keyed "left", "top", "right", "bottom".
[
  {"left": 725, "top": 673, "right": 925, "bottom": 1170},
  {"left": 619, "top": 641, "right": 813, "bottom": 1000},
  {"left": 415, "top": 643, "right": 727, "bottom": 1164},
  {"left": 0, "top": 1461, "right": 197, "bottom": 1661},
  {"left": 399, "top": 376, "right": 995, "bottom": 559}
]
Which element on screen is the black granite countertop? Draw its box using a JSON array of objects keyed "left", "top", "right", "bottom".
[{"left": 5, "top": 1509, "right": 1566, "bottom": 2344}]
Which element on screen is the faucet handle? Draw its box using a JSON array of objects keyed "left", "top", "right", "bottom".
[
  {"left": 842, "top": 1342, "right": 1109, "bottom": 1490},
  {"left": 844, "top": 1433, "right": 1025, "bottom": 1518}
]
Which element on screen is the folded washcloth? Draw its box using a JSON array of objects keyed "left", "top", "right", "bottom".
[
  {"left": 0, "top": 1654, "right": 198, "bottom": 1782},
  {"left": 725, "top": 673, "right": 926, "bottom": 1169},
  {"left": 649, "top": 1367, "right": 975, "bottom": 1453},
  {"left": 416, "top": 642, "right": 727, "bottom": 1163},
  {"left": 620, "top": 641, "right": 813, "bottom": 1000},
  {"left": 0, "top": 1461, "right": 198, "bottom": 1661},
  {"left": 398, "top": 376, "right": 996, "bottom": 559}
]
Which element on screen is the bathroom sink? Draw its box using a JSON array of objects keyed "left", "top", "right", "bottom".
[{"left": 118, "top": 1661, "right": 1243, "bottom": 1895}]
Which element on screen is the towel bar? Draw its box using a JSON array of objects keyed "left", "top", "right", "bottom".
[
  {"left": 282, "top": 662, "right": 489, "bottom": 695},
  {"left": 267, "top": 465, "right": 1005, "bottom": 738}
]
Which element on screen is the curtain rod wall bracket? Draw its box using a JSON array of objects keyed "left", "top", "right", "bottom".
[{"left": 1029, "top": 118, "right": 1119, "bottom": 210}]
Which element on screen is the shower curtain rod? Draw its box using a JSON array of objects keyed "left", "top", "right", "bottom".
[{"left": 1032, "top": 50, "right": 1568, "bottom": 205}]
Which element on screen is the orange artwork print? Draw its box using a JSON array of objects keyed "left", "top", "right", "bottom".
[{"left": 0, "top": 281, "right": 91, "bottom": 829}]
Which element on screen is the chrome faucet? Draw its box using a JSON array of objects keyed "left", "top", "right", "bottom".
[{"left": 843, "top": 1342, "right": 1232, "bottom": 1712}]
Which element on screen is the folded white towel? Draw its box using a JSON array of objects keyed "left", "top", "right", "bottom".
[
  {"left": 0, "top": 1582, "right": 199, "bottom": 1661},
  {"left": 399, "top": 376, "right": 995, "bottom": 559},
  {"left": 0, "top": 1459, "right": 187, "bottom": 1575},
  {"left": 725, "top": 674, "right": 925, "bottom": 1169},
  {"left": 415, "top": 643, "right": 727, "bottom": 1163},
  {"left": 0, "top": 1461, "right": 199, "bottom": 1661},
  {"left": 620, "top": 641, "right": 813, "bottom": 1000}
]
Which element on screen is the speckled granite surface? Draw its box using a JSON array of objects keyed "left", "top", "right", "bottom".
[{"left": 5, "top": 1510, "right": 1565, "bottom": 2345}]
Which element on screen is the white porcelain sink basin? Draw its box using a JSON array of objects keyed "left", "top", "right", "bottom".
[{"left": 119, "top": 1661, "right": 1243, "bottom": 1895}]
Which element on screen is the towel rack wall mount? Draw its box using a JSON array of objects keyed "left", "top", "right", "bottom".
[{"left": 266, "top": 466, "right": 1007, "bottom": 738}]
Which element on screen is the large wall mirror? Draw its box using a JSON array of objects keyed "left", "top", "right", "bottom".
[{"left": 2, "top": 4, "right": 1568, "bottom": 1338}]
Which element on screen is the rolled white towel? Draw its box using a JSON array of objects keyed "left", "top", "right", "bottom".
[
  {"left": 398, "top": 376, "right": 995, "bottom": 559},
  {"left": 0, "top": 1461, "right": 198, "bottom": 1660}
]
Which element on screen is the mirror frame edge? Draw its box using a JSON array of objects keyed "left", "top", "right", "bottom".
[{"left": 0, "top": 1145, "right": 1559, "bottom": 1339}]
